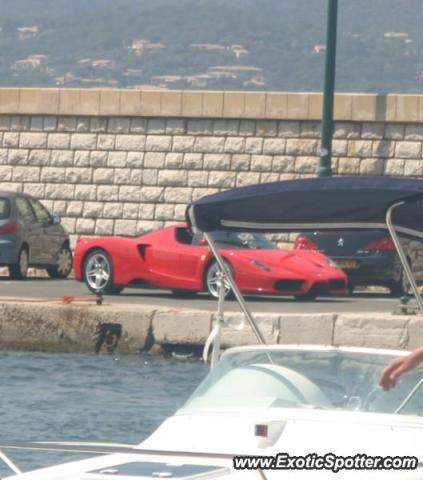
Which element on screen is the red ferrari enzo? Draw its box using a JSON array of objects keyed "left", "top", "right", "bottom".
[{"left": 73, "top": 224, "right": 347, "bottom": 299}]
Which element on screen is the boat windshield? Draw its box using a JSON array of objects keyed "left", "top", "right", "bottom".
[
  {"left": 193, "top": 231, "right": 277, "bottom": 250},
  {"left": 184, "top": 348, "right": 423, "bottom": 417}
]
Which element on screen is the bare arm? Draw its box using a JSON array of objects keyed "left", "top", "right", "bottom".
[{"left": 380, "top": 346, "right": 423, "bottom": 391}]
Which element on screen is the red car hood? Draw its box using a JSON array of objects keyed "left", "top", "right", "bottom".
[{"left": 224, "top": 249, "right": 342, "bottom": 276}]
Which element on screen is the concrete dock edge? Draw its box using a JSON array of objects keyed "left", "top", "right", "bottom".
[{"left": 0, "top": 300, "right": 420, "bottom": 354}]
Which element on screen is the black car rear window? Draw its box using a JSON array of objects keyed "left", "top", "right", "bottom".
[{"left": 0, "top": 198, "right": 11, "bottom": 219}]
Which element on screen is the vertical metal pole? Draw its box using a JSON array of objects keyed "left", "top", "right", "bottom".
[
  {"left": 204, "top": 232, "right": 266, "bottom": 345},
  {"left": 386, "top": 202, "right": 423, "bottom": 315},
  {"left": 318, "top": 0, "right": 338, "bottom": 177},
  {"left": 210, "top": 281, "right": 225, "bottom": 367}
]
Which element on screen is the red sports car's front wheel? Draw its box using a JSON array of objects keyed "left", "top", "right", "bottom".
[
  {"left": 83, "top": 249, "right": 123, "bottom": 295},
  {"left": 205, "top": 261, "right": 233, "bottom": 299}
]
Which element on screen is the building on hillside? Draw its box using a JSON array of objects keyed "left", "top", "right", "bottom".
[
  {"left": 54, "top": 72, "right": 78, "bottom": 86},
  {"left": 131, "top": 84, "right": 167, "bottom": 90},
  {"left": 77, "top": 59, "right": 116, "bottom": 70},
  {"left": 12, "top": 54, "right": 48, "bottom": 70},
  {"left": 384, "top": 32, "right": 409, "bottom": 39},
  {"left": 209, "top": 65, "right": 262, "bottom": 73},
  {"left": 231, "top": 45, "right": 249, "bottom": 59},
  {"left": 190, "top": 43, "right": 227, "bottom": 52},
  {"left": 78, "top": 59, "right": 92, "bottom": 67},
  {"left": 55, "top": 72, "right": 118, "bottom": 87},
  {"left": 243, "top": 76, "right": 266, "bottom": 87},
  {"left": 151, "top": 75, "right": 184, "bottom": 88},
  {"left": 91, "top": 59, "right": 116, "bottom": 69},
  {"left": 17, "top": 26, "right": 39, "bottom": 40},
  {"left": 207, "top": 65, "right": 262, "bottom": 80},
  {"left": 312, "top": 44, "right": 326, "bottom": 54},
  {"left": 185, "top": 74, "right": 211, "bottom": 88},
  {"left": 190, "top": 43, "right": 249, "bottom": 59},
  {"left": 129, "top": 39, "right": 165, "bottom": 56},
  {"left": 151, "top": 73, "right": 214, "bottom": 88},
  {"left": 123, "top": 69, "right": 144, "bottom": 78}
]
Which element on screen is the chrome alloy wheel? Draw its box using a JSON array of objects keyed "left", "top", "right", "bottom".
[
  {"left": 206, "top": 262, "right": 231, "bottom": 298},
  {"left": 56, "top": 247, "right": 73, "bottom": 276},
  {"left": 85, "top": 252, "right": 111, "bottom": 291},
  {"left": 19, "top": 249, "right": 29, "bottom": 278}
]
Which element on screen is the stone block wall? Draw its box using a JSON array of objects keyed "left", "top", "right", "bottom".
[{"left": 0, "top": 89, "right": 423, "bottom": 249}]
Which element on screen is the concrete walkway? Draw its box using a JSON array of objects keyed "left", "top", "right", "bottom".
[{"left": 0, "top": 277, "right": 401, "bottom": 313}]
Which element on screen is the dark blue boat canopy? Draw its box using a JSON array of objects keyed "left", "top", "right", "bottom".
[{"left": 187, "top": 176, "right": 423, "bottom": 238}]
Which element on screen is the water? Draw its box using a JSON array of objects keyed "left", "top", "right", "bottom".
[{"left": 0, "top": 352, "right": 208, "bottom": 477}]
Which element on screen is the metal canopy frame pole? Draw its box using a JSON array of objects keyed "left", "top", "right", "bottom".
[
  {"left": 211, "top": 282, "right": 225, "bottom": 367},
  {"left": 318, "top": 0, "right": 338, "bottom": 177},
  {"left": 203, "top": 232, "right": 266, "bottom": 345},
  {"left": 386, "top": 202, "right": 423, "bottom": 315},
  {"left": 0, "top": 450, "right": 22, "bottom": 474}
]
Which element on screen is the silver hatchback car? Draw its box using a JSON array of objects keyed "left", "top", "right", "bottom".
[{"left": 0, "top": 191, "right": 72, "bottom": 279}]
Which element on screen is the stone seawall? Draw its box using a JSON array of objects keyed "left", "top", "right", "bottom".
[
  {"left": 1, "top": 89, "right": 423, "bottom": 250},
  {"left": 1, "top": 300, "right": 422, "bottom": 354}
]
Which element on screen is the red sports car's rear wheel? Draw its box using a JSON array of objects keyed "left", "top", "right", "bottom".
[{"left": 83, "top": 249, "right": 123, "bottom": 295}]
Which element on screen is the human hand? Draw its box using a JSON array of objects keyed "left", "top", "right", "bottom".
[{"left": 379, "top": 352, "right": 423, "bottom": 391}]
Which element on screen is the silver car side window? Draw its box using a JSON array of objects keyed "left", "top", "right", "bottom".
[
  {"left": 0, "top": 198, "right": 10, "bottom": 219},
  {"left": 16, "top": 197, "right": 36, "bottom": 222},
  {"left": 29, "top": 199, "right": 51, "bottom": 224}
]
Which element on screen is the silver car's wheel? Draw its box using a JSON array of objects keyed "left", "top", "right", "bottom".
[
  {"left": 19, "top": 249, "right": 29, "bottom": 277},
  {"left": 205, "top": 261, "right": 232, "bottom": 298},
  {"left": 83, "top": 249, "right": 123, "bottom": 295},
  {"left": 57, "top": 247, "right": 73, "bottom": 275},
  {"left": 47, "top": 245, "right": 73, "bottom": 279},
  {"left": 9, "top": 247, "right": 29, "bottom": 280}
]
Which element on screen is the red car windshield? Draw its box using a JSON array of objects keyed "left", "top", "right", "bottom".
[{"left": 193, "top": 231, "right": 277, "bottom": 250}]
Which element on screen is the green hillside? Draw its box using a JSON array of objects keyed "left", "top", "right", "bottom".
[{"left": 0, "top": 0, "right": 422, "bottom": 92}]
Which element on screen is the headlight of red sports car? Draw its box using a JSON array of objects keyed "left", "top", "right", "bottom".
[{"left": 249, "top": 258, "right": 272, "bottom": 272}]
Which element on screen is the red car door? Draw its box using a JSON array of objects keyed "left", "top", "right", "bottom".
[{"left": 146, "top": 227, "right": 205, "bottom": 289}]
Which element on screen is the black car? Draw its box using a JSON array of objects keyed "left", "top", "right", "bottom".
[
  {"left": 294, "top": 230, "right": 408, "bottom": 295},
  {"left": 0, "top": 191, "right": 72, "bottom": 279}
]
